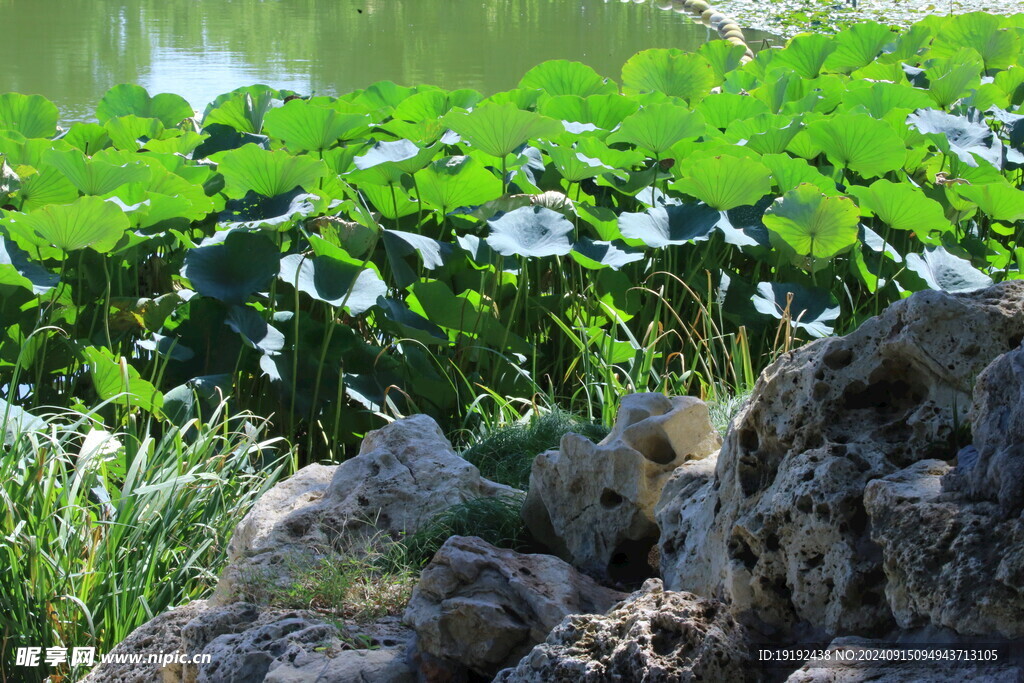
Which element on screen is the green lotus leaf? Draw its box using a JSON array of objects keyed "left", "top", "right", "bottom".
[
  {"left": 763, "top": 183, "right": 859, "bottom": 259},
  {"left": 263, "top": 99, "right": 370, "bottom": 153},
  {"left": 771, "top": 34, "right": 838, "bottom": 79},
  {"left": 351, "top": 140, "right": 437, "bottom": 185},
  {"left": 414, "top": 155, "right": 502, "bottom": 213},
  {"left": 727, "top": 113, "right": 803, "bottom": 155},
  {"left": 571, "top": 237, "right": 644, "bottom": 270},
  {"left": 886, "top": 22, "right": 934, "bottom": 62},
  {"left": 214, "top": 143, "right": 328, "bottom": 198},
  {"left": 6, "top": 195, "right": 128, "bottom": 254},
  {"left": 84, "top": 346, "right": 163, "bottom": 413},
  {"left": 443, "top": 103, "right": 563, "bottom": 159},
  {"left": 905, "top": 109, "right": 1001, "bottom": 168},
  {"left": 618, "top": 203, "right": 720, "bottom": 247},
  {"left": 933, "top": 12, "right": 1020, "bottom": 71},
  {"left": 823, "top": 22, "right": 895, "bottom": 74},
  {"left": 278, "top": 252, "right": 386, "bottom": 315},
  {"left": 44, "top": 148, "right": 150, "bottom": 196},
  {"left": 15, "top": 167, "right": 78, "bottom": 212},
  {"left": 482, "top": 88, "right": 544, "bottom": 110},
  {"left": 925, "top": 49, "right": 983, "bottom": 109},
  {"left": 698, "top": 41, "right": 748, "bottom": 82},
  {"left": 0, "top": 93, "right": 58, "bottom": 139},
  {"left": 486, "top": 206, "right": 574, "bottom": 257},
  {"left": 202, "top": 86, "right": 280, "bottom": 134},
  {"left": 848, "top": 179, "right": 951, "bottom": 234},
  {"left": 96, "top": 84, "right": 193, "bottom": 127},
  {"left": 697, "top": 93, "right": 770, "bottom": 131},
  {"left": 350, "top": 80, "right": 417, "bottom": 112},
  {"left": 540, "top": 142, "right": 614, "bottom": 183},
  {"left": 225, "top": 305, "right": 285, "bottom": 356},
  {"left": 376, "top": 297, "right": 448, "bottom": 346},
  {"left": 540, "top": 94, "right": 640, "bottom": 133},
  {"left": 181, "top": 230, "right": 280, "bottom": 304},
  {"left": 61, "top": 123, "right": 112, "bottom": 155},
  {"left": 621, "top": 49, "right": 716, "bottom": 102},
  {"left": 905, "top": 245, "right": 993, "bottom": 292},
  {"left": 805, "top": 114, "right": 905, "bottom": 178},
  {"left": 361, "top": 182, "right": 418, "bottom": 220},
  {"left": 840, "top": 82, "right": 933, "bottom": 119},
  {"left": 956, "top": 182, "right": 1024, "bottom": 222},
  {"left": 402, "top": 89, "right": 482, "bottom": 121},
  {"left": 519, "top": 60, "right": 617, "bottom": 97},
  {"left": 994, "top": 66, "right": 1024, "bottom": 108},
  {"left": 672, "top": 155, "right": 773, "bottom": 211},
  {"left": 0, "top": 236, "right": 58, "bottom": 294},
  {"left": 103, "top": 115, "right": 165, "bottom": 151},
  {"left": 606, "top": 103, "right": 705, "bottom": 155},
  {"left": 752, "top": 281, "right": 840, "bottom": 337}
]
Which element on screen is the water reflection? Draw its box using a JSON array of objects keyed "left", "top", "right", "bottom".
[{"left": 0, "top": 0, "right": 774, "bottom": 120}]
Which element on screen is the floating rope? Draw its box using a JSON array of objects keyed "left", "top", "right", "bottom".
[{"left": 652, "top": 0, "right": 756, "bottom": 62}]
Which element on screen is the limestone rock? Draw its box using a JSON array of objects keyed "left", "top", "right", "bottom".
[
  {"left": 523, "top": 393, "right": 720, "bottom": 581},
  {"left": 865, "top": 459, "right": 1024, "bottom": 638},
  {"left": 215, "top": 414, "right": 519, "bottom": 602},
  {"left": 494, "top": 579, "right": 755, "bottom": 682},
  {"left": 962, "top": 344, "right": 1024, "bottom": 516},
  {"left": 657, "top": 282, "right": 1024, "bottom": 637},
  {"left": 81, "top": 600, "right": 208, "bottom": 683},
  {"left": 403, "top": 535, "right": 626, "bottom": 678},
  {"left": 784, "top": 636, "right": 1024, "bottom": 682},
  {"left": 264, "top": 646, "right": 414, "bottom": 682}
]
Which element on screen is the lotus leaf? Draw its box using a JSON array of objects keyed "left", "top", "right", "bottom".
[
  {"left": 263, "top": 100, "right": 370, "bottom": 153},
  {"left": 823, "top": 22, "right": 895, "bottom": 74},
  {"left": 752, "top": 281, "right": 840, "bottom": 337},
  {"left": 486, "top": 206, "right": 574, "bottom": 257},
  {"left": 442, "top": 103, "right": 563, "bottom": 159},
  {"left": 805, "top": 114, "right": 905, "bottom": 178},
  {"left": 0, "top": 93, "right": 58, "bottom": 139},
  {"left": 606, "top": 103, "right": 705, "bottom": 155},
  {"left": 763, "top": 183, "right": 859, "bottom": 259},
  {"left": 905, "top": 245, "right": 993, "bottom": 292},
  {"left": 956, "top": 182, "right": 1024, "bottom": 222},
  {"left": 540, "top": 94, "right": 639, "bottom": 132},
  {"left": 772, "top": 34, "right": 838, "bottom": 79},
  {"left": 6, "top": 195, "right": 128, "bottom": 254},
  {"left": 618, "top": 203, "right": 719, "bottom": 247},
  {"left": 519, "top": 60, "right": 617, "bottom": 97},
  {"left": 181, "top": 230, "right": 279, "bottom": 304},
  {"left": 96, "top": 84, "right": 193, "bottom": 128},
  {"left": 672, "top": 155, "right": 773, "bottom": 211},
  {"left": 621, "top": 49, "right": 716, "bottom": 102},
  {"left": 214, "top": 143, "right": 328, "bottom": 198},
  {"left": 848, "top": 179, "right": 951, "bottom": 234},
  {"left": 84, "top": 346, "right": 163, "bottom": 413}
]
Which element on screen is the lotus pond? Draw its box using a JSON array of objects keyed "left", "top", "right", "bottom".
[
  {"left": 0, "top": 0, "right": 777, "bottom": 122},
  {"left": 2, "top": 13, "right": 1024, "bottom": 467}
]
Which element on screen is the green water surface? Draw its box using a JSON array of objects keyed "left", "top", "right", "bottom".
[{"left": 0, "top": 0, "right": 774, "bottom": 120}]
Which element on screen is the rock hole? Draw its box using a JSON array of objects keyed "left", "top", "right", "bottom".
[
  {"left": 806, "top": 553, "right": 824, "bottom": 569},
  {"left": 651, "top": 625, "right": 682, "bottom": 656},
  {"left": 738, "top": 428, "right": 759, "bottom": 453},
  {"left": 600, "top": 488, "right": 624, "bottom": 508},
  {"left": 823, "top": 347, "right": 853, "bottom": 369},
  {"left": 631, "top": 429, "right": 677, "bottom": 465},
  {"left": 737, "top": 455, "right": 763, "bottom": 496},
  {"left": 796, "top": 495, "right": 813, "bottom": 514},
  {"left": 607, "top": 538, "right": 657, "bottom": 586},
  {"left": 765, "top": 533, "right": 780, "bottom": 551},
  {"left": 1010, "top": 333, "right": 1024, "bottom": 350},
  {"left": 729, "top": 537, "right": 758, "bottom": 570},
  {"left": 814, "top": 369, "right": 826, "bottom": 380},
  {"left": 812, "top": 382, "right": 830, "bottom": 400},
  {"left": 842, "top": 376, "right": 923, "bottom": 416}
]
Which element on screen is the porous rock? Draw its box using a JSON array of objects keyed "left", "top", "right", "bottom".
[
  {"left": 961, "top": 344, "right": 1024, "bottom": 516},
  {"left": 264, "top": 646, "right": 414, "bottom": 682},
  {"left": 523, "top": 393, "right": 720, "bottom": 582},
  {"left": 657, "top": 282, "right": 1024, "bottom": 637},
  {"left": 80, "top": 600, "right": 209, "bottom": 683},
  {"left": 215, "top": 414, "right": 519, "bottom": 602},
  {"left": 784, "top": 636, "right": 1024, "bottom": 682},
  {"left": 403, "top": 535, "right": 626, "bottom": 678},
  {"left": 494, "top": 579, "right": 756, "bottom": 682},
  {"left": 865, "top": 459, "right": 1024, "bottom": 638}
]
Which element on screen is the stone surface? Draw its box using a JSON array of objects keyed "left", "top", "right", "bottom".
[
  {"left": 494, "top": 579, "right": 755, "bottom": 682},
  {"left": 783, "top": 636, "right": 1024, "bottom": 682},
  {"left": 523, "top": 393, "right": 720, "bottom": 582},
  {"left": 81, "top": 600, "right": 209, "bottom": 683},
  {"left": 403, "top": 535, "right": 626, "bottom": 679},
  {"left": 264, "top": 646, "right": 414, "bottom": 682},
  {"left": 214, "top": 414, "right": 519, "bottom": 602},
  {"left": 657, "top": 282, "right": 1024, "bottom": 638},
  {"left": 961, "top": 345, "right": 1024, "bottom": 516},
  {"left": 865, "top": 460, "right": 1024, "bottom": 639}
]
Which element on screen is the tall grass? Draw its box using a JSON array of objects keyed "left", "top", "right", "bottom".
[{"left": 0, "top": 402, "right": 288, "bottom": 682}]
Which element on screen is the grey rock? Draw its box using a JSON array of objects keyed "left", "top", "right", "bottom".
[
  {"left": 214, "top": 414, "right": 519, "bottom": 603},
  {"left": 784, "top": 636, "right": 1024, "bottom": 682},
  {"left": 657, "top": 282, "right": 1024, "bottom": 637},
  {"left": 865, "top": 459, "right": 1024, "bottom": 638},
  {"left": 80, "top": 600, "right": 208, "bottom": 683},
  {"left": 523, "top": 393, "right": 720, "bottom": 581},
  {"left": 403, "top": 536, "right": 626, "bottom": 678},
  {"left": 264, "top": 646, "right": 414, "bottom": 683},
  {"left": 494, "top": 579, "right": 755, "bottom": 682}
]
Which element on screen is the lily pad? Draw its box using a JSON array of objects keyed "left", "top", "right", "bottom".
[
  {"left": 486, "top": 206, "right": 574, "bottom": 257},
  {"left": 752, "top": 281, "right": 840, "bottom": 337}
]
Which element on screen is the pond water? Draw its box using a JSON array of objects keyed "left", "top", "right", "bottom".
[{"left": 0, "top": 0, "right": 776, "bottom": 121}]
